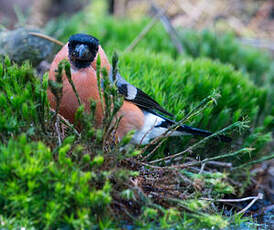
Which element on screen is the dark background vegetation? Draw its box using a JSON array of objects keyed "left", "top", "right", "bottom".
[{"left": 0, "top": 0, "right": 273, "bottom": 229}]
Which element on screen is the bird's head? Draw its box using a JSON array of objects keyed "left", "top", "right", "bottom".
[{"left": 68, "top": 33, "right": 99, "bottom": 69}]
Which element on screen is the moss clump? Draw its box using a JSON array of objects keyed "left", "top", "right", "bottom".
[
  {"left": 0, "top": 135, "right": 112, "bottom": 229},
  {"left": 0, "top": 57, "right": 48, "bottom": 140}
]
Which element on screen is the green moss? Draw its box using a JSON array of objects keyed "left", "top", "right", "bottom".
[{"left": 0, "top": 58, "right": 115, "bottom": 229}]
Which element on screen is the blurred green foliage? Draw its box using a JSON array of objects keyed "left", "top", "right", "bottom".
[
  {"left": 179, "top": 30, "right": 274, "bottom": 87},
  {"left": 46, "top": 12, "right": 274, "bottom": 89}
]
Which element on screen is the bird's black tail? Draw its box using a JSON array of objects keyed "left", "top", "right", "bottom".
[
  {"left": 177, "top": 124, "right": 232, "bottom": 143},
  {"left": 152, "top": 110, "right": 232, "bottom": 143}
]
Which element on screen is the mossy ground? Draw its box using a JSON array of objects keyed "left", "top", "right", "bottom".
[{"left": 0, "top": 1, "right": 273, "bottom": 229}]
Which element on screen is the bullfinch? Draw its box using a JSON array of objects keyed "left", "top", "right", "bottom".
[{"left": 48, "top": 33, "right": 231, "bottom": 144}]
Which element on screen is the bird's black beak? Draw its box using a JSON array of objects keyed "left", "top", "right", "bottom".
[{"left": 72, "top": 44, "right": 92, "bottom": 61}]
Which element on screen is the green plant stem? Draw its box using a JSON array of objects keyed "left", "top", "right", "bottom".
[
  {"left": 232, "top": 153, "right": 274, "bottom": 170},
  {"left": 180, "top": 91, "right": 220, "bottom": 124},
  {"left": 64, "top": 61, "right": 81, "bottom": 106},
  {"left": 96, "top": 55, "right": 105, "bottom": 115}
]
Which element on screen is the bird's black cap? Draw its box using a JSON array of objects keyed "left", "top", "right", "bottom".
[{"left": 69, "top": 33, "right": 99, "bottom": 48}]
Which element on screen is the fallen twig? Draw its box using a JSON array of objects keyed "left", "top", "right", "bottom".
[
  {"left": 239, "top": 38, "right": 274, "bottom": 51},
  {"left": 199, "top": 162, "right": 206, "bottom": 174},
  {"left": 201, "top": 193, "right": 264, "bottom": 215},
  {"left": 29, "top": 32, "right": 64, "bottom": 46},
  {"left": 50, "top": 108, "right": 80, "bottom": 137},
  {"left": 201, "top": 194, "right": 263, "bottom": 203},
  {"left": 206, "top": 160, "right": 232, "bottom": 168},
  {"left": 237, "top": 193, "right": 263, "bottom": 215}
]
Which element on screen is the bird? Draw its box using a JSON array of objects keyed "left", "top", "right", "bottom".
[{"left": 48, "top": 33, "right": 231, "bottom": 145}]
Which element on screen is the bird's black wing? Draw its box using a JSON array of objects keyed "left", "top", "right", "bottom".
[
  {"left": 108, "top": 71, "right": 173, "bottom": 117},
  {"left": 117, "top": 83, "right": 174, "bottom": 117}
]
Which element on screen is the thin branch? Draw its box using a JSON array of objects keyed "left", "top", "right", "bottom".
[
  {"left": 28, "top": 32, "right": 64, "bottom": 46},
  {"left": 138, "top": 119, "right": 157, "bottom": 147},
  {"left": 125, "top": 16, "right": 159, "bottom": 53},
  {"left": 151, "top": 4, "right": 184, "bottom": 54},
  {"left": 239, "top": 38, "right": 274, "bottom": 51},
  {"left": 180, "top": 91, "right": 220, "bottom": 124},
  {"left": 125, "top": 2, "right": 171, "bottom": 52},
  {"left": 140, "top": 161, "right": 163, "bottom": 170},
  {"left": 50, "top": 108, "right": 80, "bottom": 137},
  {"left": 199, "top": 148, "right": 254, "bottom": 163},
  {"left": 141, "top": 137, "right": 166, "bottom": 161},
  {"left": 199, "top": 162, "right": 206, "bottom": 174},
  {"left": 206, "top": 161, "right": 232, "bottom": 168}
]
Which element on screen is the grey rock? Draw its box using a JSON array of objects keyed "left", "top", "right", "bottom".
[{"left": 0, "top": 27, "right": 57, "bottom": 67}]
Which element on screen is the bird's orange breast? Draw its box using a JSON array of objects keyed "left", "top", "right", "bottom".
[{"left": 48, "top": 44, "right": 103, "bottom": 125}]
